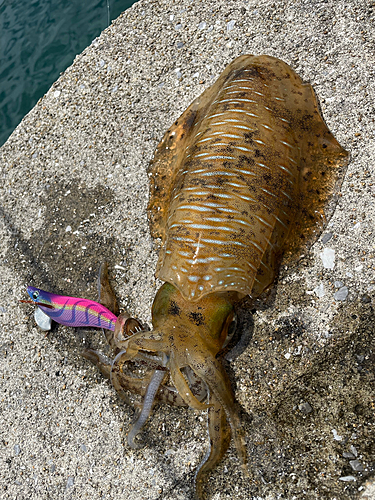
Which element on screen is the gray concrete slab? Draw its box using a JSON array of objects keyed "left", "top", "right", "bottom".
[{"left": 0, "top": 1, "right": 374, "bottom": 499}]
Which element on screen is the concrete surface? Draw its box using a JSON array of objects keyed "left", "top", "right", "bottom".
[{"left": 0, "top": 0, "right": 374, "bottom": 499}]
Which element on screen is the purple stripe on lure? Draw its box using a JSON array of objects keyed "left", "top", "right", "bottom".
[{"left": 23, "top": 286, "right": 117, "bottom": 331}]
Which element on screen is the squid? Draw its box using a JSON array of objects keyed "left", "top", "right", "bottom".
[{"left": 22, "top": 55, "right": 348, "bottom": 499}]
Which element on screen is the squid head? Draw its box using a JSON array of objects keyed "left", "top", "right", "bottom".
[{"left": 117, "top": 282, "right": 248, "bottom": 488}]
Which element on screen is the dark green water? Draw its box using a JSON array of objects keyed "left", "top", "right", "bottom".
[{"left": 0, "top": 0, "right": 136, "bottom": 147}]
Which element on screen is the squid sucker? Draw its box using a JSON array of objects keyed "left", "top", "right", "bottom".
[{"left": 24, "top": 55, "right": 348, "bottom": 499}]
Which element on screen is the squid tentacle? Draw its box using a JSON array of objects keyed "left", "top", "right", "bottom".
[
  {"left": 187, "top": 349, "right": 248, "bottom": 476},
  {"left": 84, "top": 348, "right": 134, "bottom": 403},
  {"left": 84, "top": 347, "right": 191, "bottom": 407},
  {"left": 110, "top": 350, "right": 134, "bottom": 395},
  {"left": 82, "top": 348, "right": 113, "bottom": 379},
  {"left": 127, "top": 369, "right": 166, "bottom": 449},
  {"left": 194, "top": 389, "right": 231, "bottom": 500},
  {"left": 117, "top": 329, "right": 167, "bottom": 354},
  {"left": 97, "top": 262, "right": 144, "bottom": 354},
  {"left": 169, "top": 357, "right": 212, "bottom": 411},
  {"left": 184, "top": 366, "right": 208, "bottom": 403},
  {"left": 134, "top": 351, "right": 168, "bottom": 370},
  {"left": 97, "top": 262, "right": 120, "bottom": 316}
]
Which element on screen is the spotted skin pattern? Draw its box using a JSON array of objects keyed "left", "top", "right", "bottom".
[{"left": 149, "top": 55, "right": 348, "bottom": 302}]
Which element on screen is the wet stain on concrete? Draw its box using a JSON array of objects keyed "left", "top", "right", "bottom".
[{"left": 5, "top": 179, "right": 125, "bottom": 295}]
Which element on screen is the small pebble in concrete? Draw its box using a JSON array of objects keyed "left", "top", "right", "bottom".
[
  {"left": 334, "top": 286, "right": 348, "bottom": 301},
  {"left": 350, "top": 445, "right": 358, "bottom": 457},
  {"left": 332, "top": 429, "right": 343, "bottom": 441},
  {"left": 361, "top": 293, "right": 371, "bottom": 303},
  {"left": 322, "top": 232, "right": 333, "bottom": 244},
  {"left": 66, "top": 476, "right": 75, "bottom": 489},
  {"left": 227, "top": 20, "right": 236, "bottom": 31},
  {"left": 298, "top": 402, "right": 313, "bottom": 414},
  {"left": 14, "top": 444, "right": 21, "bottom": 456},
  {"left": 320, "top": 248, "right": 335, "bottom": 269},
  {"left": 313, "top": 283, "right": 325, "bottom": 298},
  {"left": 339, "top": 476, "right": 356, "bottom": 481},
  {"left": 349, "top": 460, "right": 364, "bottom": 472}
]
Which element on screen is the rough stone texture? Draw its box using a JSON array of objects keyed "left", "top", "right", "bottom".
[{"left": 0, "top": 1, "right": 374, "bottom": 499}]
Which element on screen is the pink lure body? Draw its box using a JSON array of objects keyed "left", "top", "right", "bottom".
[{"left": 25, "top": 286, "right": 117, "bottom": 331}]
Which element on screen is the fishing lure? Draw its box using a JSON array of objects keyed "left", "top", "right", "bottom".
[
  {"left": 21, "top": 285, "right": 117, "bottom": 330},
  {"left": 24, "top": 55, "right": 348, "bottom": 499}
]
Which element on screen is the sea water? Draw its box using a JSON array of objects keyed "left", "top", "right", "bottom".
[{"left": 0, "top": 0, "right": 136, "bottom": 147}]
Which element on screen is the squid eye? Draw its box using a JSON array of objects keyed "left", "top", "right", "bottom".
[
  {"left": 223, "top": 314, "right": 237, "bottom": 347},
  {"left": 227, "top": 314, "right": 237, "bottom": 337},
  {"left": 32, "top": 291, "right": 39, "bottom": 300}
]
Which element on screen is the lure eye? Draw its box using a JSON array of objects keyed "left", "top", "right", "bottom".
[{"left": 32, "top": 291, "right": 39, "bottom": 300}]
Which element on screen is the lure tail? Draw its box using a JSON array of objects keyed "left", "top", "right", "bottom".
[{"left": 21, "top": 286, "right": 117, "bottom": 331}]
